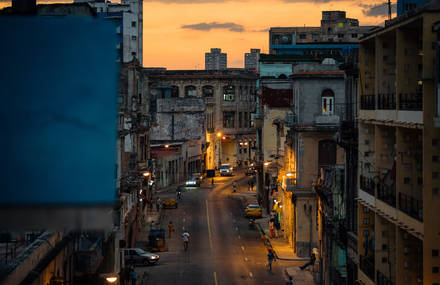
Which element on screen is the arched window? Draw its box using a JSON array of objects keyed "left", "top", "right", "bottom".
[
  {"left": 185, "top": 85, "right": 197, "bottom": 97},
  {"left": 223, "top": 85, "right": 235, "bottom": 101},
  {"left": 171, "top": 85, "right": 179, "bottom": 98},
  {"left": 243, "top": 86, "right": 248, "bottom": 101},
  {"left": 202, "top": 85, "right": 214, "bottom": 97},
  {"left": 321, "top": 89, "right": 334, "bottom": 115}
]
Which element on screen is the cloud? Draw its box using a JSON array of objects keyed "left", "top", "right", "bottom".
[
  {"left": 181, "top": 22, "right": 244, "bottom": 32},
  {"left": 250, "top": 28, "right": 269, "bottom": 33},
  {"left": 281, "top": 0, "right": 346, "bottom": 2},
  {"left": 360, "top": 3, "right": 397, "bottom": 17},
  {"left": 143, "top": 0, "right": 226, "bottom": 3}
]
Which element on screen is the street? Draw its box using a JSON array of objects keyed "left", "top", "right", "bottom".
[{"left": 136, "top": 172, "right": 296, "bottom": 285}]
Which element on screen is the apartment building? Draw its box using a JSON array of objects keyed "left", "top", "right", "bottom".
[
  {"left": 205, "top": 48, "right": 227, "bottom": 70},
  {"left": 357, "top": 3, "right": 440, "bottom": 284}
]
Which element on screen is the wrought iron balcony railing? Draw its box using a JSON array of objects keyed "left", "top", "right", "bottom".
[
  {"left": 377, "top": 93, "right": 396, "bottom": 110},
  {"left": 360, "top": 94, "right": 376, "bottom": 110},
  {"left": 360, "top": 175, "right": 375, "bottom": 196},
  {"left": 398, "top": 93, "right": 422, "bottom": 111},
  {"left": 377, "top": 183, "right": 396, "bottom": 207},
  {"left": 398, "top": 192, "right": 423, "bottom": 221}
]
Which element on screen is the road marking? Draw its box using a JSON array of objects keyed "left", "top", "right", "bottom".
[
  {"left": 214, "top": 272, "right": 218, "bottom": 285},
  {"left": 241, "top": 246, "right": 245, "bottom": 251},
  {"left": 249, "top": 272, "right": 253, "bottom": 278},
  {"left": 206, "top": 200, "right": 213, "bottom": 251}
]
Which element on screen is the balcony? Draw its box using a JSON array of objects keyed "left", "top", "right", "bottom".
[
  {"left": 377, "top": 270, "right": 394, "bottom": 285},
  {"left": 377, "top": 93, "right": 396, "bottom": 110},
  {"left": 398, "top": 93, "right": 422, "bottom": 111},
  {"left": 360, "top": 175, "right": 375, "bottom": 196},
  {"left": 360, "top": 94, "right": 375, "bottom": 110},
  {"left": 377, "top": 183, "right": 396, "bottom": 208},
  {"left": 359, "top": 255, "right": 375, "bottom": 281},
  {"left": 398, "top": 192, "right": 423, "bottom": 221},
  {"left": 314, "top": 114, "right": 340, "bottom": 127}
]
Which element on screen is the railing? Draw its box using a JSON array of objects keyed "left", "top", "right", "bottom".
[
  {"left": 377, "top": 93, "right": 396, "bottom": 110},
  {"left": 398, "top": 93, "right": 422, "bottom": 111},
  {"left": 377, "top": 183, "right": 396, "bottom": 207},
  {"left": 360, "top": 175, "right": 375, "bottom": 196},
  {"left": 359, "top": 255, "right": 375, "bottom": 281},
  {"left": 398, "top": 192, "right": 423, "bottom": 221},
  {"left": 360, "top": 94, "right": 375, "bottom": 110},
  {"left": 377, "top": 270, "right": 394, "bottom": 285}
]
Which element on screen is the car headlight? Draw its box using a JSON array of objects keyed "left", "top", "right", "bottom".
[{"left": 149, "top": 255, "right": 159, "bottom": 260}]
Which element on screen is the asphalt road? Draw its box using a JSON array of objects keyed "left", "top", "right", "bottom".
[{"left": 136, "top": 173, "right": 291, "bottom": 285}]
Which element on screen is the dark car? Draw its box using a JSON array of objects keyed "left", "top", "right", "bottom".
[{"left": 124, "top": 248, "right": 159, "bottom": 265}]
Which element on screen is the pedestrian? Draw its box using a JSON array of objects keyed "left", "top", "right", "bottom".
[
  {"left": 156, "top": 197, "right": 161, "bottom": 212},
  {"left": 232, "top": 181, "right": 237, "bottom": 193},
  {"left": 168, "top": 221, "right": 174, "bottom": 238},
  {"left": 129, "top": 266, "right": 136, "bottom": 285},
  {"left": 267, "top": 249, "right": 276, "bottom": 271},
  {"left": 250, "top": 179, "right": 255, "bottom": 191},
  {"left": 286, "top": 276, "right": 293, "bottom": 285},
  {"left": 182, "top": 229, "right": 190, "bottom": 251},
  {"left": 211, "top": 177, "right": 214, "bottom": 186},
  {"left": 150, "top": 221, "right": 156, "bottom": 231},
  {"left": 300, "top": 249, "right": 317, "bottom": 271}
]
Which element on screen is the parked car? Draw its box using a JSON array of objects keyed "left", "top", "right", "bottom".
[
  {"left": 220, "top": 164, "right": 233, "bottom": 176},
  {"left": 162, "top": 199, "right": 178, "bottom": 209},
  {"left": 245, "top": 204, "right": 262, "bottom": 218},
  {"left": 124, "top": 248, "right": 159, "bottom": 265}
]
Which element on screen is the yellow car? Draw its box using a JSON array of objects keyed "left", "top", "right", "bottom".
[
  {"left": 245, "top": 204, "right": 262, "bottom": 218},
  {"left": 162, "top": 199, "right": 178, "bottom": 209}
]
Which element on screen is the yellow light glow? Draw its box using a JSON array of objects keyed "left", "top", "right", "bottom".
[
  {"left": 222, "top": 136, "right": 226, "bottom": 140},
  {"left": 105, "top": 276, "right": 118, "bottom": 283},
  {"left": 216, "top": 132, "right": 222, "bottom": 137},
  {"left": 244, "top": 142, "right": 248, "bottom": 146},
  {"left": 142, "top": 172, "right": 150, "bottom": 177},
  {"left": 165, "top": 144, "right": 170, "bottom": 148},
  {"left": 239, "top": 142, "right": 243, "bottom": 146},
  {"left": 264, "top": 162, "right": 270, "bottom": 166}
]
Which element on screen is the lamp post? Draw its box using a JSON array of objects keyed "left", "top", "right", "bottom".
[{"left": 216, "top": 131, "right": 222, "bottom": 168}]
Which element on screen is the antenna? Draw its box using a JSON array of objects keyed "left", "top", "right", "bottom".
[{"left": 388, "top": 0, "right": 392, "bottom": 20}]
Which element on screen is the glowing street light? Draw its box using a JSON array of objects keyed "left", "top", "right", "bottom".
[
  {"left": 264, "top": 162, "right": 270, "bottom": 166},
  {"left": 216, "top": 132, "right": 222, "bottom": 137},
  {"left": 142, "top": 171, "right": 150, "bottom": 177},
  {"left": 164, "top": 144, "right": 170, "bottom": 148}
]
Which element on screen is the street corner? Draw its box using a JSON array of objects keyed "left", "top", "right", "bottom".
[{"left": 285, "top": 266, "right": 316, "bottom": 284}]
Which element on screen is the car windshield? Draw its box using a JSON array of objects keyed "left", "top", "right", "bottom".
[
  {"left": 248, "top": 205, "right": 260, "bottom": 209},
  {"left": 135, "top": 248, "right": 146, "bottom": 254},
  {"left": 220, "top": 165, "right": 230, "bottom": 169}
]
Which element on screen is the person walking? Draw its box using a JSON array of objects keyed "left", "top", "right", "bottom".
[
  {"left": 300, "top": 249, "right": 317, "bottom": 271},
  {"left": 267, "top": 249, "right": 276, "bottom": 271},
  {"left": 155, "top": 197, "right": 161, "bottom": 212},
  {"left": 232, "top": 181, "right": 237, "bottom": 193},
  {"left": 150, "top": 221, "right": 156, "bottom": 231},
  {"left": 182, "top": 230, "right": 190, "bottom": 251},
  {"left": 168, "top": 221, "right": 174, "bottom": 238},
  {"left": 129, "top": 266, "right": 136, "bottom": 285},
  {"left": 211, "top": 177, "right": 214, "bottom": 187}
]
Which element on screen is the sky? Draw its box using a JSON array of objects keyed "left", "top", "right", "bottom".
[{"left": 0, "top": 0, "right": 394, "bottom": 69}]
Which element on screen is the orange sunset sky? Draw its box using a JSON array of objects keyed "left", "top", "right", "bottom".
[{"left": 0, "top": 0, "right": 392, "bottom": 69}]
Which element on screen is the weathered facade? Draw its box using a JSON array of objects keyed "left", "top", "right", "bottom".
[
  {"left": 282, "top": 61, "right": 345, "bottom": 265},
  {"left": 144, "top": 69, "right": 257, "bottom": 177},
  {"left": 357, "top": 4, "right": 440, "bottom": 285}
]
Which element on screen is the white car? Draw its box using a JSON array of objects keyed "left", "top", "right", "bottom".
[
  {"left": 220, "top": 164, "right": 233, "bottom": 176},
  {"left": 185, "top": 175, "right": 201, "bottom": 187},
  {"left": 124, "top": 248, "right": 159, "bottom": 265}
]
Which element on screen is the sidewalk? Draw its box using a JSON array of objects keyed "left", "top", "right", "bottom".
[{"left": 234, "top": 181, "right": 317, "bottom": 284}]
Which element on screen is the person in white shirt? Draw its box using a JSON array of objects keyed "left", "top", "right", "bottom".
[{"left": 182, "top": 230, "right": 190, "bottom": 251}]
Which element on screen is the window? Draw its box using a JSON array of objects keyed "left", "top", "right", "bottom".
[
  {"left": 244, "top": 86, "right": 248, "bottom": 101},
  {"left": 321, "top": 89, "right": 335, "bottom": 115},
  {"left": 132, "top": 35, "right": 137, "bottom": 40},
  {"left": 351, "top": 33, "right": 358, "bottom": 38},
  {"left": 338, "top": 33, "right": 344, "bottom": 38},
  {"left": 223, "top": 85, "right": 235, "bottom": 101},
  {"left": 202, "top": 85, "right": 214, "bottom": 97},
  {"left": 223, "top": 111, "right": 235, "bottom": 128},
  {"left": 131, "top": 21, "right": 136, "bottom": 27},
  {"left": 299, "top": 33, "right": 307, "bottom": 40},
  {"left": 185, "top": 85, "right": 197, "bottom": 97},
  {"left": 239, "top": 112, "right": 243, "bottom": 128},
  {"left": 131, "top": 52, "right": 136, "bottom": 56},
  {"left": 171, "top": 85, "right": 179, "bottom": 97}
]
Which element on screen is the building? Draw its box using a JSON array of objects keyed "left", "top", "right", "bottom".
[
  {"left": 281, "top": 60, "right": 345, "bottom": 264},
  {"left": 357, "top": 2, "right": 440, "bottom": 284},
  {"left": 397, "top": 0, "right": 431, "bottom": 16},
  {"left": 144, "top": 69, "right": 257, "bottom": 181},
  {"left": 245, "top": 48, "right": 260, "bottom": 73},
  {"left": 269, "top": 11, "right": 375, "bottom": 57},
  {"left": 79, "top": 0, "right": 143, "bottom": 64},
  {"left": 205, "top": 48, "right": 227, "bottom": 70}
]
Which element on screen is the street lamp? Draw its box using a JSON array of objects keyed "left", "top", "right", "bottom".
[{"left": 100, "top": 273, "right": 118, "bottom": 284}]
